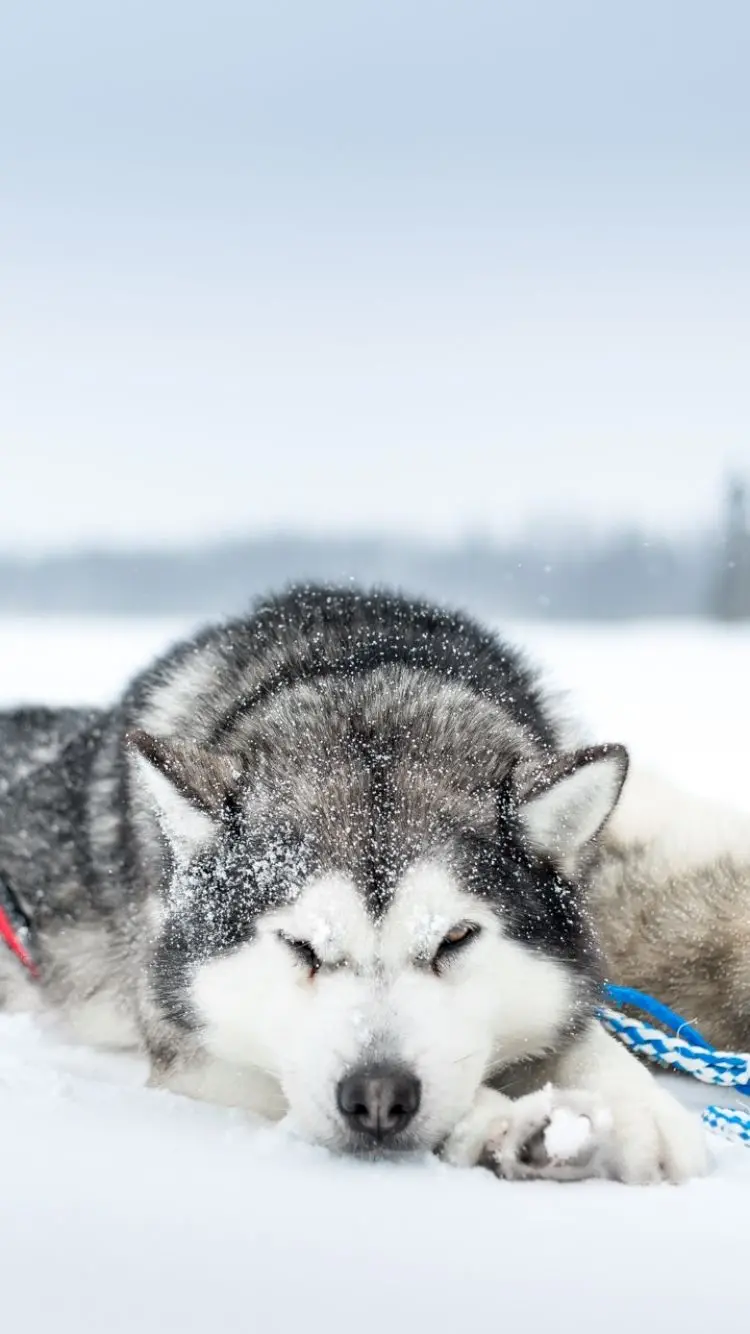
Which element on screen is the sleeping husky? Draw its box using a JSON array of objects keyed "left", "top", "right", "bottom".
[{"left": 0, "top": 586, "right": 716, "bottom": 1183}]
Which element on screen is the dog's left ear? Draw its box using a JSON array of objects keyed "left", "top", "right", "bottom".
[
  {"left": 517, "top": 744, "right": 628, "bottom": 864},
  {"left": 127, "top": 730, "right": 242, "bottom": 861}
]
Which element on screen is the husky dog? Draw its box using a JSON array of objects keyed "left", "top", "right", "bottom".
[{"left": 0, "top": 587, "right": 708, "bottom": 1183}]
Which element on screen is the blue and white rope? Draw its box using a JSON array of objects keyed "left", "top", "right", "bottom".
[{"left": 598, "top": 984, "right": 750, "bottom": 1146}]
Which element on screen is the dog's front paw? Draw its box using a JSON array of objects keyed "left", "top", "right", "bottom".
[
  {"left": 601, "top": 1084, "right": 709, "bottom": 1185},
  {"left": 556, "top": 1027, "right": 710, "bottom": 1184},
  {"left": 481, "top": 1086, "right": 614, "bottom": 1182},
  {"left": 442, "top": 1085, "right": 612, "bottom": 1182}
]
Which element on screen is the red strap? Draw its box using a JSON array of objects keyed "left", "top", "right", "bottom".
[{"left": 0, "top": 905, "right": 39, "bottom": 978}]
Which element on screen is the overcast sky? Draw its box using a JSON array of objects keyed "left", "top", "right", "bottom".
[{"left": 1, "top": 0, "right": 748, "bottom": 551}]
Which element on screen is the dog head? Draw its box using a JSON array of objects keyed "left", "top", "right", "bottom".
[{"left": 129, "top": 698, "right": 627, "bottom": 1154}]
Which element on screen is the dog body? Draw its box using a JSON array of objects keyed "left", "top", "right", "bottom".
[
  {"left": 594, "top": 772, "right": 750, "bottom": 1050},
  {"left": 0, "top": 587, "right": 711, "bottom": 1181}
]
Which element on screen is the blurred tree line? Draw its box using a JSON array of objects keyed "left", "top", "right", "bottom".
[
  {"left": 0, "top": 479, "right": 747, "bottom": 621},
  {"left": 709, "top": 478, "right": 750, "bottom": 621}
]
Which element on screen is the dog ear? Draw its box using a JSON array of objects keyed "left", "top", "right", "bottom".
[
  {"left": 127, "top": 731, "right": 242, "bottom": 861},
  {"left": 517, "top": 744, "right": 628, "bottom": 864}
]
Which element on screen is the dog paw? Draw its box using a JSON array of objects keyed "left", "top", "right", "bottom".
[
  {"left": 555, "top": 1028, "right": 711, "bottom": 1184},
  {"left": 442, "top": 1085, "right": 613, "bottom": 1181},
  {"left": 600, "top": 1084, "right": 710, "bottom": 1184},
  {"left": 481, "top": 1086, "right": 615, "bottom": 1181}
]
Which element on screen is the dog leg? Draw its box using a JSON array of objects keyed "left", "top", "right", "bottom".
[
  {"left": 442, "top": 1025, "right": 709, "bottom": 1183},
  {"left": 147, "top": 1049, "right": 287, "bottom": 1118},
  {"left": 551, "top": 1023, "right": 710, "bottom": 1184}
]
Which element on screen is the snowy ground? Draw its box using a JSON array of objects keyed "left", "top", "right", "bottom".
[{"left": 1, "top": 615, "right": 749, "bottom": 1333}]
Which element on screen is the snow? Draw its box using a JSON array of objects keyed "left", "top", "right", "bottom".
[
  {"left": 543, "top": 1104, "right": 598, "bottom": 1162},
  {"left": 1, "top": 616, "right": 750, "bottom": 1333}
]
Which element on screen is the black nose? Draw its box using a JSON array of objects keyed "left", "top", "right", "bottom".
[{"left": 337, "top": 1064, "right": 421, "bottom": 1142}]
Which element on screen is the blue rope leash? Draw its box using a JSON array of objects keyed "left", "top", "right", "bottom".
[{"left": 598, "top": 984, "right": 750, "bottom": 1146}]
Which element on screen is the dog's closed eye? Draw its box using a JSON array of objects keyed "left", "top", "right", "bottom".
[
  {"left": 432, "top": 923, "right": 481, "bottom": 972},
  {"left": 279, "top": 933, "right": 321, "bottom": 975}
]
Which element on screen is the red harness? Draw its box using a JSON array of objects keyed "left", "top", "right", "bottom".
[{"left": 0, "top": 875, "right": 39, "bottom": 978}]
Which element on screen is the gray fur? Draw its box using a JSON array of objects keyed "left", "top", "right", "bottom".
[{"left": 595, "top": 846, "right": 750, "bottom": 1047}]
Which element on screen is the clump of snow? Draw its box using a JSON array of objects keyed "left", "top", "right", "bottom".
[{"left": 543, "top": 1106, "right": 593, "bottom": 1160}]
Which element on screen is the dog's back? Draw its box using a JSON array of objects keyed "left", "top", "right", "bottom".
[
  {"left": 591, "top": 769, "right": 750, "bottom": 1048},
  {"left": 0, "top": 707, "right": 91, "bottom": 793}
]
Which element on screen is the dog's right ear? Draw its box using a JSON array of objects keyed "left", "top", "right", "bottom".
[{"left": 127, "top": 731, "right": 241, "bottom": 862}]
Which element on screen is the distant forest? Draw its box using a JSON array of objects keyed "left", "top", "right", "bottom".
[{"left": 1, "top": 481, "right": 748, "bottom": 621}]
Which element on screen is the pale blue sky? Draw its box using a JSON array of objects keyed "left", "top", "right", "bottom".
[{"left": 1, "top": 1, "right": 748, "bottom": 549}]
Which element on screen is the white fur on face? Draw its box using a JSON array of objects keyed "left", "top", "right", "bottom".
[{"left": 190, "top": 859, "right": 575, "bottom": 1151}]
